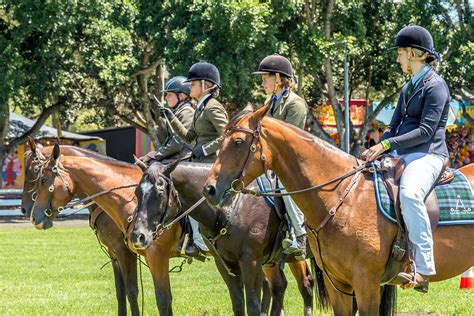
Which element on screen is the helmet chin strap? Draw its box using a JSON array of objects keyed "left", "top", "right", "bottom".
[{"left": 272, "top": 73, "right": 282, "bottom": 95}]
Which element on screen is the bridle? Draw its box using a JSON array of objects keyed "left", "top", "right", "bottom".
[
  {"left": 224, "top": 118, "right": 269, "bottom": 194},
  {"left": 34, "top": 155, "right": 73, "bottom": 218},
  {"left": 130, "top": 173, "right": 181, "bottom": 241}
]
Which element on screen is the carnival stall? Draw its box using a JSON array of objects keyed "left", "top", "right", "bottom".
[{"left": 3, "top": 113, "right": 104, "bottom": 190}]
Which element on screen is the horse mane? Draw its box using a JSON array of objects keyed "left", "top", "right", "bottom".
[
  {"left": 265, "top": 117, "right": 356, "bottom": 161},
  {"left": 55, "top": 145, "right": 136, "bottom": 168}
]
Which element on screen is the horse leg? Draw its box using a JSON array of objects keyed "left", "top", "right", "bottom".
[
  {"left": 240, "top": 255, "right": 263, "bottom": 316},
  {"left": 288, "top": 260, "right": 314, "bottom": 316},
  {"left": 261, "top": 274, "right": 271, "bottom": 315},
  {"left": 263, "top": 262, "right": 287, "bottom": 316},
  {"left": 111, "top": 259, "right": 127, "bottom": 316},
  {"left": 213, "top": 259, "right": 245, "bottom": 316},
  {"left": 115, "top": 247, "right": 139, "bottom": 316},
  {"left": 145, "top": 247, "right": 173, "bottom": 316},
  {"left": 352, "top": 272, "right": 381, "bottom": 316},
  {"left": 323, "top": 274, "right": 354, "bottom": 316}
]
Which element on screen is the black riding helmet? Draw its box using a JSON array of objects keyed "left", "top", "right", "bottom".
[
  {"left": 162, "top": 76, "right": 191, "bottom": 96},
  {"left": 184, "top": 61, "right": 221, "bottom": 88},
  {"left": 253, "top": 54, "right": 294, "bottom": 78},
  {"left": 390, "top": 24, "right": 439, "bottom": 61}
]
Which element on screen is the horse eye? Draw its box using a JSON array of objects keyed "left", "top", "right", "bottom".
[
  {"left": 234, "top": 139, "right": 244, "bottom": 147},
  {"left": 41, "top": 178, "right": 47, "bottom": 184}
]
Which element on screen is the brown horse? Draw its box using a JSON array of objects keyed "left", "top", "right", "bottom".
[
  {"left": 203, "top": 105, "right": 474, "bottom": 315},
  {"left": 29, "top": 144, "right": 183, "bottom": 315},
  {"left": 29, "top": 144, "right": 318, "bottom": 315},
  {"left": 21, "top": 142, "right": 139, "bottom": 316},
  {"left": 129, "top": 160, "right": 317, "bottom": 316}
]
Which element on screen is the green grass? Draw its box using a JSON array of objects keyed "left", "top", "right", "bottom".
[{"left": 0, "top": 226, "right": 473, "bottom": 315}]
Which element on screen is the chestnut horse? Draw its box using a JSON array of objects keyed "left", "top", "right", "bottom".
[
  {"left": 130, "top": 160, "right": 317, "bottom": 316},
  {"left": 203, "top": 105, "right": 474, "bottom": 315},
  {"left": 29, "top": 144, "right": 320, "bottom": 315},
  {"left": 22, "top": 142, "right": 139, "bottom": 316},
  {"left": 29, "top": 144, "right": 183, "bottom": 315}
]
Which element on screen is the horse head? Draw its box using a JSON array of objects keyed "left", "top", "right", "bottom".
[
  {"left": 31, "top": 143, "right": 75, "bottom": 229},
  {"left": 130, "top": 159, "right": 180, "bottom": 250},
  {"left": 203, "top": 104, "right": 272, "bottom": 207},
  {"left": 22, "top": 137, "right": 47, "bottom": 217}
]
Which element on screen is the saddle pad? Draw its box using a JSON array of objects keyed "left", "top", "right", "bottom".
[
  {"left": 257, "top": 176, "right": 275, "bottom": 208},
  {"left": 374, "top": 168, "right": 474, "bottom": 226}
]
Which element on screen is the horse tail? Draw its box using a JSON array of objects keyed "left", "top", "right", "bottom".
[
  {"left": 310, "top": 257, "right": 330, "bottom": 311},
  {"left": 379, "top": 285, "right": 397, "bottom": 316}
]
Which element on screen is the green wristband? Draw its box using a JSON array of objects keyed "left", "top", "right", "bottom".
[{"left": 381, "top": 140, "right": 391, "bottom": 151}]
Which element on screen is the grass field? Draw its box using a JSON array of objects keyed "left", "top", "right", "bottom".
[{"left": 0, "top": 226, "right": 473, "bottom": 315}]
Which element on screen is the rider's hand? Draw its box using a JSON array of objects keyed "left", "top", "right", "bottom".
[
  {"left": 159, "top": 107, "right": 174, "bottom": 119},
  {"left": 138, "top": 151, "right": 157, "bottom": 164},
  {"left": 361, "top": 143, "right": 385, "bottom": 162},
  {"left": 192, "top": 146, "right": 206, "bottom": 159}
]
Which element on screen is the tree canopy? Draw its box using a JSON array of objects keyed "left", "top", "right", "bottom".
[{"left": 1, "top": 0, "right": 472, "bottom": 158}]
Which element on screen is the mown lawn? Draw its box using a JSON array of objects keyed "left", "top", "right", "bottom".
[{"left": 0, "top": 226, "right": 472, "bottom": 315}]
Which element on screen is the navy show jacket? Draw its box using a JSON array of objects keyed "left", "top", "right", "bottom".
[{"left": 380, "top": 68, "right": 450, "bottom": 158}]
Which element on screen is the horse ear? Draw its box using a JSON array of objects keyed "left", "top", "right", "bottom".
[
  {"left": 52, "top": 143, "right": 61, "bottom": 161},
  {"left": 243, "top": 102, "right": 254, "bottom": 112},
  {"left": 27, "top": 136, "right": 37, "bottom": 154},
  {"left": 133, "top": 155, "right": 148, "bottom": 172},
  {"left": 253, "top": 103, "right": 271, "bottom": 121},
  {"left": 162, "top": 158, "right": 180, "bottom": 177}
]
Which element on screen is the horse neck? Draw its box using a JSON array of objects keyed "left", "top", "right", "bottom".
[
  {"left": 172, "top": 164, "right": 220, "bottom": 231},
  {"left": 263, "top": 119, "right": 357, "bottom": 224},
  {"left": 62, "top": 157, "right": 141, "bottom": 233}
]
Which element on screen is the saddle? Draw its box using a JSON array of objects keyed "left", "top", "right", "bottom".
[{"left": 378, "top": 156, "right": 453, "bottom": 283}]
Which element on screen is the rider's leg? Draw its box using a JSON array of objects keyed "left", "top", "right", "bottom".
[
  {"left": 279, "top": 179, "right": 307, "bottom": 259},
  {"left": 283, "top": 195, "right": 306, "bottom": 237},
  {"left": 398, "top": 153, "right": 444, "bottom": 289},
  {"left": 189, "top": 217, "right": 209, "bottom": 252}
]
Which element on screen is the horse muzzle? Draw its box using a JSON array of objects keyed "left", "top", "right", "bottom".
[
  {"left": 33, "top": 218, "right": 53, "bottom": 230},
  {"left": 129, "top": 231, "right": 152, "bottom": 250}
]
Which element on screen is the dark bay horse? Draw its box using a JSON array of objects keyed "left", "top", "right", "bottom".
[
  {"left": 29, "top": 144, "right": 183, "bottom": 315},
  {"left": 130, "top": 161, "right": 317, "bottom": 316},
  {"left": 203, "top": 105, "right": 474, "bottom": 315},
  {"left": 22, "top": 142, "right": 139, "bottom": 316}
]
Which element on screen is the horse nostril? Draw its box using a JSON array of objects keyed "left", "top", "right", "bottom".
[
  {"left": 21, "top": 208, "right": 26, "bottom": 215},
  {"left": 205, "top": 185, "right": 217, "bottom": 197},
  {"left": 138, "top": 234, "right": 146, "bottom": 245}
]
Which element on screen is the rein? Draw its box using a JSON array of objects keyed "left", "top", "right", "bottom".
[{"left": 225, "top": 119, "right": 371, "bottom": 198}]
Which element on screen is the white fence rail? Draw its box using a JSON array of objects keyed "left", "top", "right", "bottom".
[{"left": 0, "top": 189, "right": 88, "bottom": 217}]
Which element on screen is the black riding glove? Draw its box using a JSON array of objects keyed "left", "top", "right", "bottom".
[
  {"left": 159, "top": 107, "right": 174, "bottom": 120},
  {"left": 192, "top": 146, "right": 206, "bottom": 159}
]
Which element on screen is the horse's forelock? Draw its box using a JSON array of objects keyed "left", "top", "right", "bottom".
[{"left": 145, "top": 162, "right": 165, "bottom": 182}]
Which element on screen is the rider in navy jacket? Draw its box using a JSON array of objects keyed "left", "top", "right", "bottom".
[
  {"left": 380, "top": 68, "right": 450, "bottom": 158},
  {"left": 363, "top": 24, "right": 451, "bottom": 294}
]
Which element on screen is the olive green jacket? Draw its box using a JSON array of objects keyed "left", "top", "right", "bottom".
[
  {"left": 265, "top": 90, "right": 308, "bottom": 129},
  {"left": 170, "top": 97, "right": 228, "bottom": 162},
  {"left": 155, "top": 101, "right": 195, "bottom": 161}
]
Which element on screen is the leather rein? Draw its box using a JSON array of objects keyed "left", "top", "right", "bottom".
[{"left": 224, "top": 120, "right": 370, "bottom": 234}]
